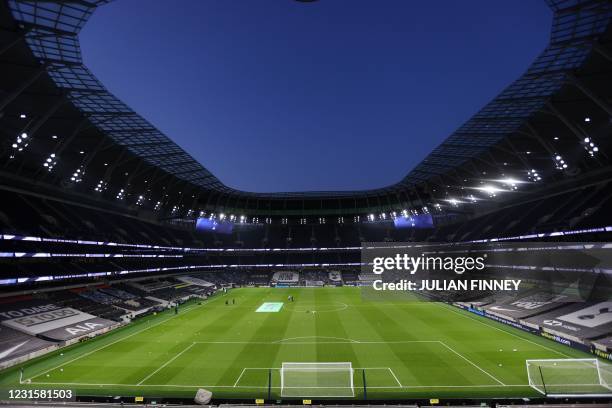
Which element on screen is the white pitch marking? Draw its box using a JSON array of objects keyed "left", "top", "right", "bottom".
[
  {"left": 137, "top": 342, "right": 195, "bottom": 385},
  {"left": 233, "top": 368, "right": 247, "bottom": 387},
  {"left": 437, "top": 341, "right": 505, "bottom": 385},
  {"left": 439, "top": 303, "right": 572, "bottom": 358},
  {"left": 274, "top": 336, "right": 358, "bottom": 344},
  {"left": 28, "top": 380, "right": 535, "bottom": 389},
  {"left": 194, "top": 339, "right": 439, "bottom": 345},
  {"left": 387, "top": 367, "right": 403, "bottom": 387},
  {"left": 28, "top": 295, "right": 224, "bottom": 382}
]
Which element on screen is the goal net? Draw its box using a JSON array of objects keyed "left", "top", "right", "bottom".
[
  {"left": 280, "top": 362, "right": 354, "bottom": 398},
  {"left": 526, "top": 358, "right": 612, "bottom": 396}
]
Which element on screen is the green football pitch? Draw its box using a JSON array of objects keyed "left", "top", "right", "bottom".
[{"left": 0, "top": 287, "right": 601, "bottom": 400}]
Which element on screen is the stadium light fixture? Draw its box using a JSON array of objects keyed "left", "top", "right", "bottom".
[
  {"left": 94, "top": 180, "right": 107, "bottom": 192},
  {"left": 584, "top": 117, "right": 591, "bottom": 122},
  {"left": 527, "top": 169, "right": 541, "bottom": 182},
  {"left": 12, "top": 132, "right": 29, "bottom": 154},
  {"left": 498, "top": 177, "right": 523, "bottom": 190},
  {"left": 70, "top": 166, "right": 84, "bottom": 183},
  {"left": 583, "top": 137, "right": 599, "bottom": 157},
  {"left": 504, "top": 177, "right": 520, "bottom": 184},
  {"left": 446, "top": 198, "right": 459, "bottom": 207},
  {"left": 116, "top": 188, "right": 125, "bottom": 200},
  {"left": 154, "top": 201, "right": 162, "bottom": 211},
  {"left": 368, "top": 214, "right": 375, "bottom": 222},
  {"left": 43, "top": 153, "right": 57, "bottom": 171},
  {"left": 553, "top": 154, "right": 568, "bottom": 170},
  {"left": 477, "top": 184, "right": 502, "bottom": 197},
  {"left": 19, "top": 113, "right": 26, "bottom": 119}
]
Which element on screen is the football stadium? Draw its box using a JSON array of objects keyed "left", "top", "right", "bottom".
[{"left": 0, "top": 0, "right": 612, "bottom": 407}]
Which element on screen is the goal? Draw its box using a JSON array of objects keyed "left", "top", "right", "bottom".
[
  {"left": 526, "top": 358, "right": 612, "bottom": 396},
  {"left": 280, "top": 362, "right": 354, "bottom": 397}
]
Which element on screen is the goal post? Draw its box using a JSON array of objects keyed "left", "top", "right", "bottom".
[
  {"left": 526, "top": 358, "right": 612, "bottom": 397},
  {"left": 280, "top": 362, "right": 354, "bottom": 398}
]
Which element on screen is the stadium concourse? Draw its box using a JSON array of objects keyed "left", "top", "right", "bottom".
[{"left": 0, "top": 0, "right": 612, "bottom": 407}]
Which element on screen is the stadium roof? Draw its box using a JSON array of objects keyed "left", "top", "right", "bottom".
[{"left": 0, "top": 0, "right": 611, "bottom": 216}]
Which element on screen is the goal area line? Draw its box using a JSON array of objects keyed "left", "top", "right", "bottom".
[{"left": 234, "top": 366, "right": 403, "bottom": 389}]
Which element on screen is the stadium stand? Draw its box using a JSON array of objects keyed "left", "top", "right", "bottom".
[
  {"left": 243, "top": 272, "right": 272, "bottom": 286},
  {"left": 272, "top": 271, "right": 299, "bottom": 285},
  {"left": 328, "top": 270, "right": 343, "bottom": 285},
  {"left": 0, "top": 326, "right": 56, "bottom": 369},
  {"left": 524, "top": 301, "right": 612, "bottom": 342},
  {"left": 357, "top": 273, "right": 378, "bottom": 284},
  {"left": 177, "top": 275, "right": 216, "bottom": 288},
  {"left": 99, "top": 286, "right": 137, "bottom": 301},
  {"left": 125, "top": 277, "right": 212, "bottom": 302},
  {"left": 341, "top": 271, "right": 359, "bottom": 285},
  {"left": 45, "top": 291, "right": 126, "bottom": 321},
  {"left": 301, "top": 270, "right": 328, "bottom": 286}
]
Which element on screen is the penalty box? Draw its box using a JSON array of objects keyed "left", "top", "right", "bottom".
[{"left": 76, "top": 340, "right": 498, "bottom": 389}]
